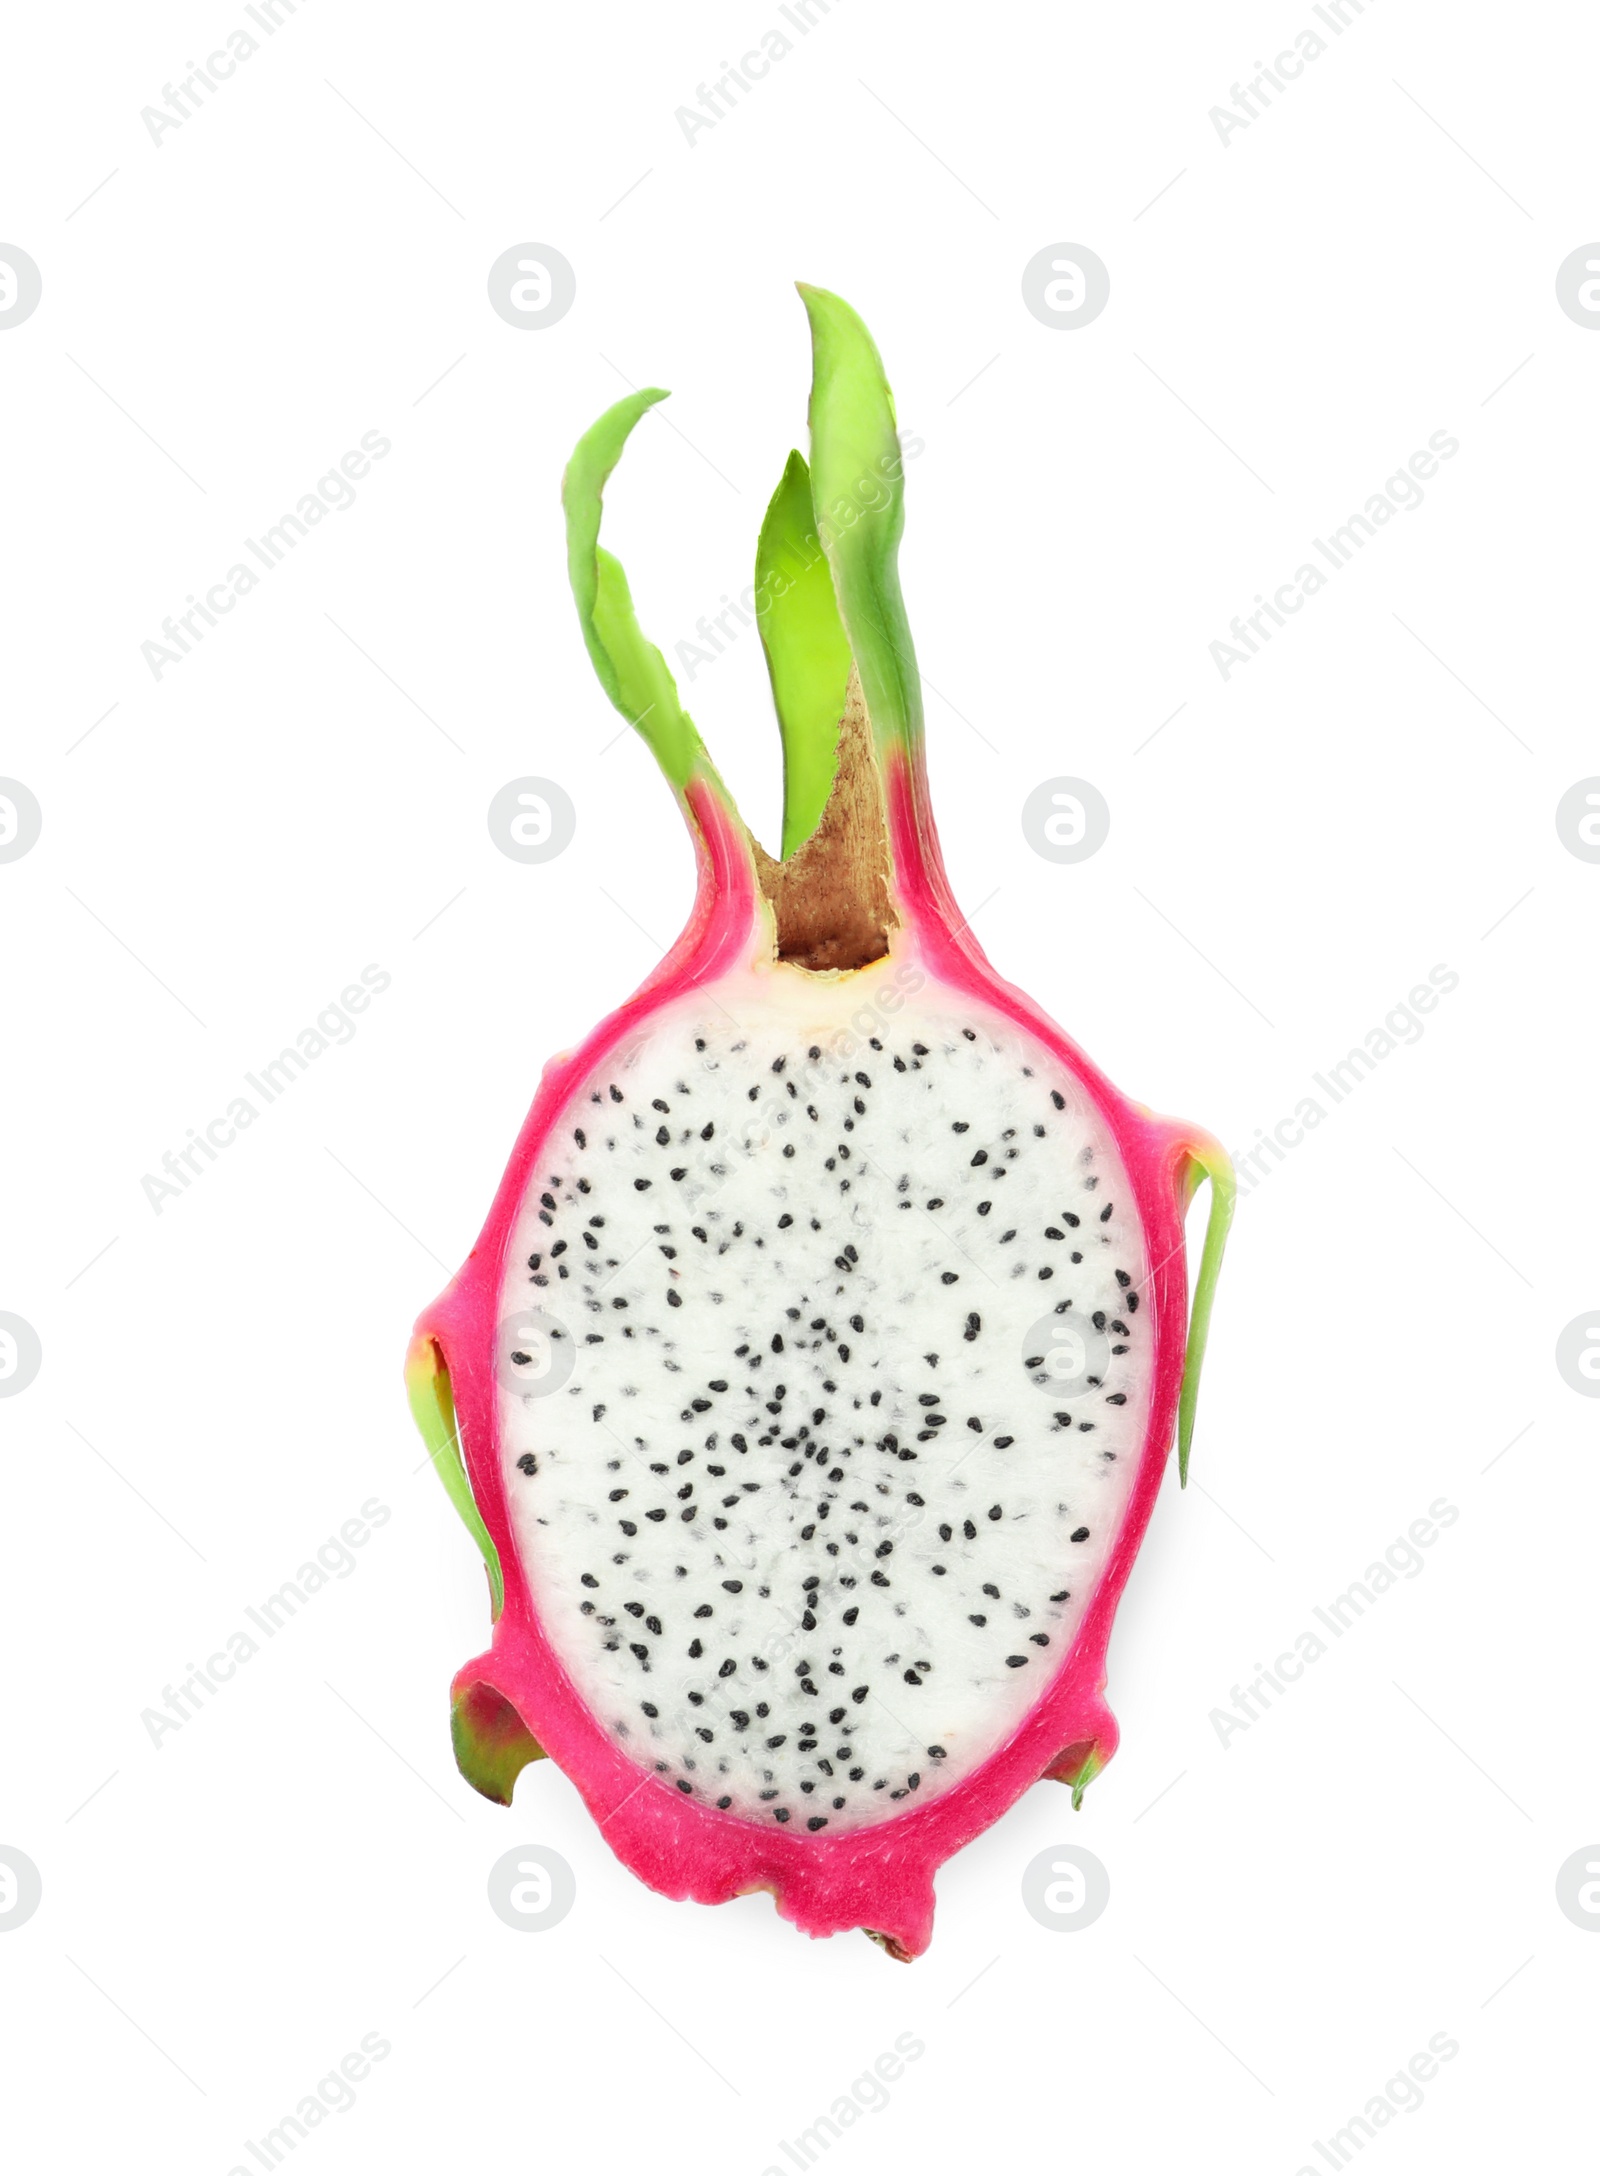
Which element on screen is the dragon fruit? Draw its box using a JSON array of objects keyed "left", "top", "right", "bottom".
[{"left": 405, "top": 287, "right": 1233, "bottom": 1959}]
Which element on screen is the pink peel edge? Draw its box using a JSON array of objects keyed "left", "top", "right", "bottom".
[{"left": 412, "top": 771, "right": 1211, "bottom": 1958}]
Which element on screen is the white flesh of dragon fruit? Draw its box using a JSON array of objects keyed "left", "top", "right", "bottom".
[{"left": 496, "top": 970, "right": 1152, "bottom": 1836}]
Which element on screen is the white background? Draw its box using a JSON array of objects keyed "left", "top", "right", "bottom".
[{"left": 2, "top": 2, "right": 1596, "bottom": 2170}]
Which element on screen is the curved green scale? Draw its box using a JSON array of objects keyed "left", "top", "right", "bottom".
[
  {"left": 406, "top": 1336, "right": 503, "bottom": 1618},
  {"left": 562, "top": 390, "right": 714, "bottom": 796},
  {"left": 755, "top": 450, "right": 854, "bottom": 857},
  {"left": 1177, "top": 1142, "right": 1236, "bottom": 1486},
  {"left": 797, "top": 284, "right": 923, "bottom": 758}
]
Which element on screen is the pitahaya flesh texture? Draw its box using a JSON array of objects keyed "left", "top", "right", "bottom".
[{"left": 406, "top": 287, "right": 1233, "bottom": 1960}]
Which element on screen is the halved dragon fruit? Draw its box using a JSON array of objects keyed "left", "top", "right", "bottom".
[{"left": 406, "top": 288, "right": 1233, "bottom": 1959}]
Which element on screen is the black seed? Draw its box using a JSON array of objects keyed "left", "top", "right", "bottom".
[
  {"left": 517, "top": 1453, "right": 537, "bottom": 1476},
  {"left": 722, "top": 1580, "right": 743, "bottom": 1593},
  {"left": 1006, "top": 1655, "right": 1028, "bottom": 1668},
  {"left": 852, "top": 1686, "right": 869, "bottom": 1704}
]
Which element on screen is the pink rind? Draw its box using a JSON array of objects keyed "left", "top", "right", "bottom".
[{"left": 413, "top": 774, "right": 1212, "bottom": 1958}]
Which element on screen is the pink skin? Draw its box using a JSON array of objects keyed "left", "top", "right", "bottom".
[{"left": 413, "top": 768, "right": 1210, "bottom": 1959}]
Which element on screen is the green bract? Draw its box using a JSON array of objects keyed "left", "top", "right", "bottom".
[{"left": 560, "top": 287, "right": 921, "bottom": 854}]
